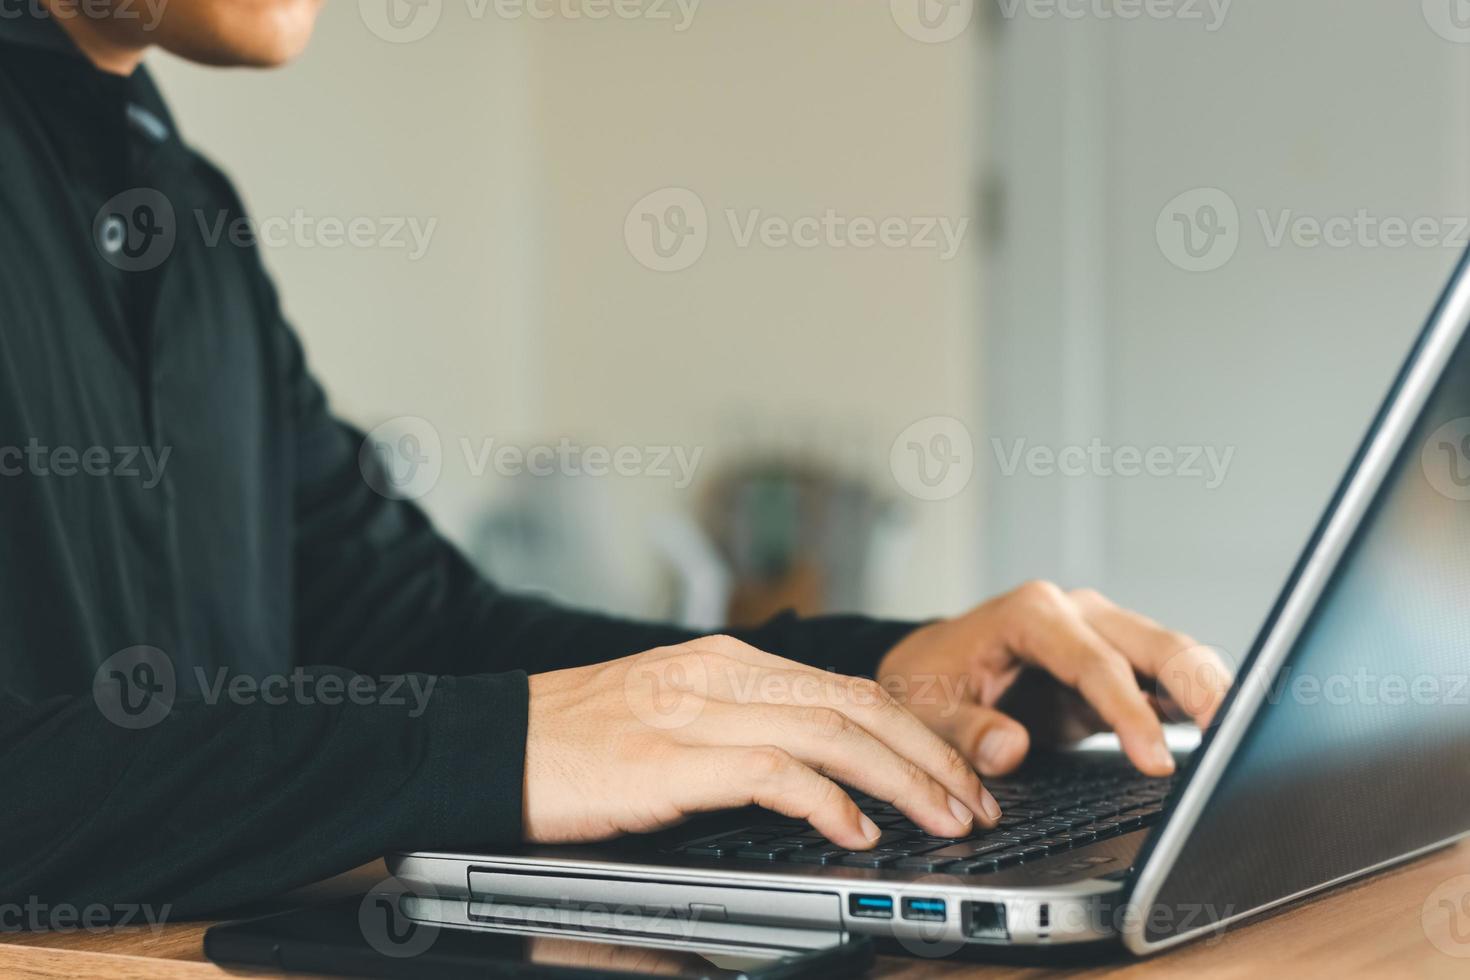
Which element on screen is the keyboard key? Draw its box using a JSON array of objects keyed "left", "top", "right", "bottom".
[
  {"left": 736, "top": 846, "right": 793, "bottom": 861},
  {"left": 907, "top": 840, "right": 1010, "bottom": 863},
  {"left": 1119, "top": 807, "right": 1161, "bottom": 826},
  {"left": 787, "top": 847, "right": 850, "bottom": 865},
  {"left": 909, "top": 833, "right": 972, "bottom": 845},
  {"left": 712, "top": 836, "right": 774, "bottom": 848},
  {"left": 947, "top": 848, "right": 1027, "bottom": 873},
  {"left": 869, "top": 813, "right": 912, "bottom": 827},
  {"left": 841, "top": 850, "right": 906, "bottom": 868},
  {"left": 893, "top": 855, "right": 959, "bottom": 872}
]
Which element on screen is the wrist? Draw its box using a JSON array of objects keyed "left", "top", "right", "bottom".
[{"left": 876, "top": 618, "right": 946, "bottom": 682}]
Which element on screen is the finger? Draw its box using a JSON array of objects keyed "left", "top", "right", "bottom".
[
  {"left": 694, "top": 646, "right": 1000, "bottom": 826},
  {"left": 785, "top": 671, "right": 1001, "bottom": 825},
  {"left": 672, "top": 746, "right": 882, "bottom": 850},
  {"left": 939, "top": 703, "right": 1031, "bottom": 777},
  {"left": 686, "top": 701, "right": 979, "bottom": 838},
  {"left": 999, "top": 582, "right": 1174, "bottom": 776},
  {"left": 1069, "top": 588, "right": 1232, "bottom": 727}
]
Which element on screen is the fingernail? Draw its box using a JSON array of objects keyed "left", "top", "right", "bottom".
[
  {"left": 947, "top": 795, "right": 974, "bottom": 828},
  {"left": 1150, "top": 743, "right": 1177, "bottom": 774},
  {"left": 979, "top": 729, "right": 1018, "bottom": 770},
  {"left": 979, "top": 789, "right": 1002, "bottom": 823},
  {"left": 859, "top": 814, "right": 882, "bottom": 843}
]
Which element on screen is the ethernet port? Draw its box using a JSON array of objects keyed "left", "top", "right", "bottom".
[{"left": 962, "top": 901, "right": 1008, "bottom": 941}]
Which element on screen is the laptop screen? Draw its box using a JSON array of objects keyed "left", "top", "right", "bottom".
[{"left": 1135, "top": 261, "right": 1470, "bottom": 947}]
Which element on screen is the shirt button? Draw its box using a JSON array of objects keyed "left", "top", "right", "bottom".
[{"left": 98, "top": 214, "right": 127, "bottom": 255}]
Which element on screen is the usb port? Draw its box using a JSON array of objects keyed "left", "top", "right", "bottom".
[
  {"left": 902, "top": 897, "right": 947, "bottom": 922},
  {"left": 848, "top": 894, "right": 894, "bottom": 919}
]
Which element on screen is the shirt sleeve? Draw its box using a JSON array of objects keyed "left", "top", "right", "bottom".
[{"left": 0, "top": 670, "right": 526, "bottom": 920}]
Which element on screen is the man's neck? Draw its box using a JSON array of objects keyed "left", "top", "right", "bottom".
[{"left": 43, "top": 0, "right": 148, "bottom": 75}]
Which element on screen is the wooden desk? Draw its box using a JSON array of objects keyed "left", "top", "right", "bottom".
[{"left": 4, "top": 843, "right": 1469, "bottom": 979}]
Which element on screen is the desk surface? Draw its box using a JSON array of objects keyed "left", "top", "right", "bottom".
[{"left": 4, "top": 843, "right": 1469, "bottom": 979}]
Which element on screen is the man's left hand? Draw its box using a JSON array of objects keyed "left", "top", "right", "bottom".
[{"left": 876, "top": 581, "right": 1233, "bottom": 778}]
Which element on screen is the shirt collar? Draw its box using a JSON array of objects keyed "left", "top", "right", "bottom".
[{"left": 0, "top": 0, "right": 178, "bottom": 148}]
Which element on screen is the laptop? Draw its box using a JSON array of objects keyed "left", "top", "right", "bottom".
[{"left": 390, "top": 247, "right": 1470, "bottom": 956}]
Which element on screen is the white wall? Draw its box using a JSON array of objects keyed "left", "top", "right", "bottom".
[
  {"left": 987, "top": 1, "right": 1470, "bottom": 656},
  {"left": 150, "top": 1, "right": 986, "bottom": 621}
]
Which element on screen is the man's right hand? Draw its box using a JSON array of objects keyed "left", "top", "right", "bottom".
[{"left": 522, "top": 635, "right": 1001, "bottom": 850}]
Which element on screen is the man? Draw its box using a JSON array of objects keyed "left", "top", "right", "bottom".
[{"left": 0, "top": 0, "right": 1229, "bottom": 921}]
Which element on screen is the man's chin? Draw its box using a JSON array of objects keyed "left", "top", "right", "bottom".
[
  {"left": 159, "top": 40, "right": 307, "bottom": 68},
  {"left": 154, "top": 3, "right": 320, "bottom": 68}
]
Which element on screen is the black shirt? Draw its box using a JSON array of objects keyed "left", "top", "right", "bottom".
[{"left": 0, "top": 8, "right": 916, "bottom": 920}]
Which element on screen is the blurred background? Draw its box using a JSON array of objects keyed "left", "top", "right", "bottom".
[{"left": 151, "top": 1, "right": 1469, "bottom": 661}]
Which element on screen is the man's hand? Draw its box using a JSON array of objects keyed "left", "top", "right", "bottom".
[
  {"left": 523, "top": 635, "right": 1001, "bottom": 849},
  {"left": 876, "top": 581, "right": 1233, "bottom": 778}
]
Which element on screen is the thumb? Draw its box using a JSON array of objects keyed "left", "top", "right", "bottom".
[{"left": 948, "top": 703, "right": 1030, "bottom": 777}]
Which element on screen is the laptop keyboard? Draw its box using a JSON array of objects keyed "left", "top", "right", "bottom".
[{"left": 668, "top": 756, "right": 1173, "bottom": 876}]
